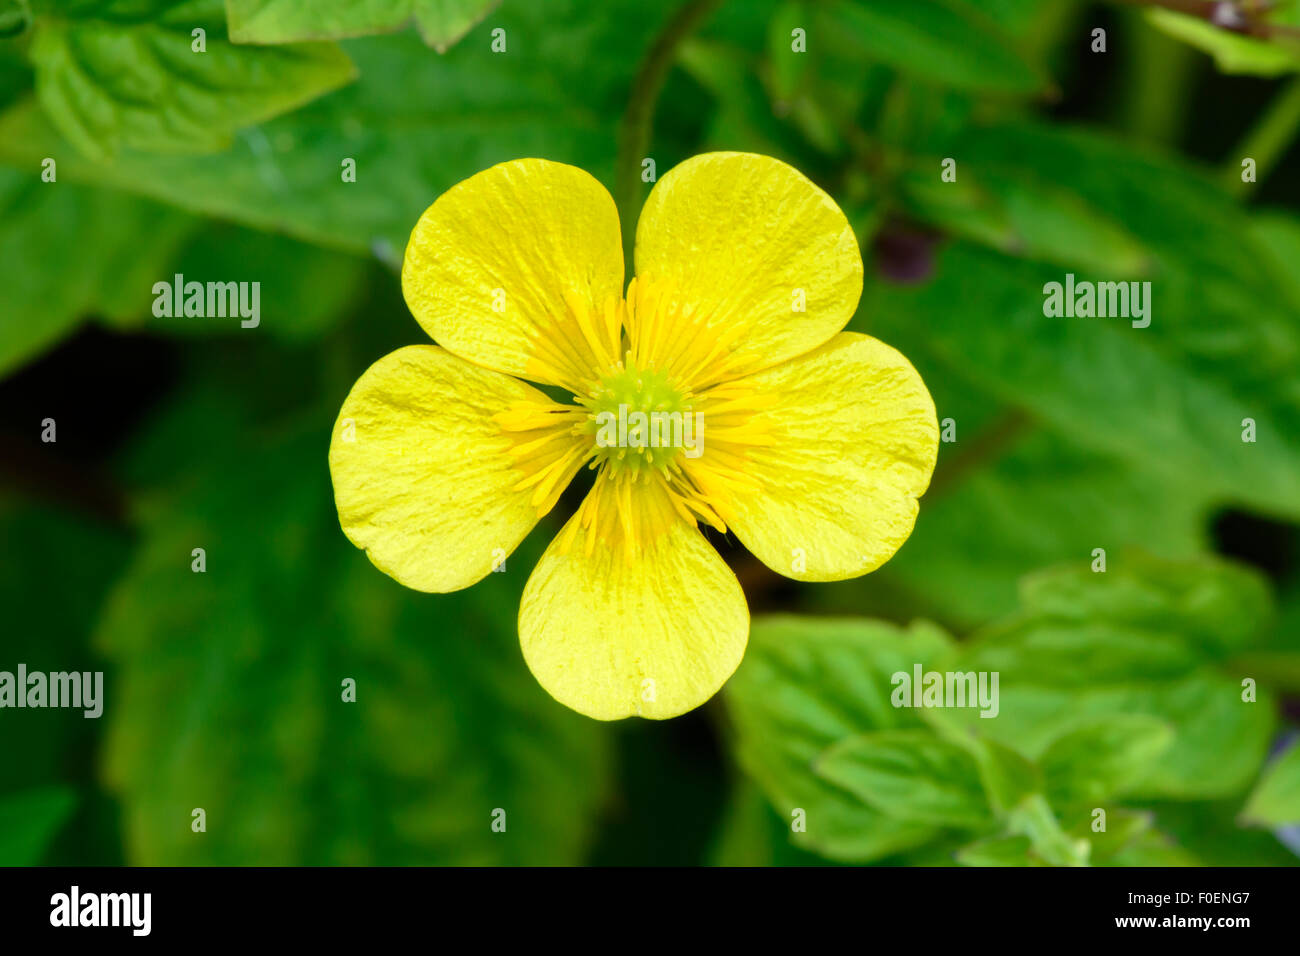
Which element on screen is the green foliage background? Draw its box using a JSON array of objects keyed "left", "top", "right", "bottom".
[{"left": 1, "top": 0, "right": 1299, "bottom": 866}]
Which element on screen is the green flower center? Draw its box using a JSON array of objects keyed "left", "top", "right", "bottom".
[{"left": 581, "top": 363, "right": 700, "bottom": 474}]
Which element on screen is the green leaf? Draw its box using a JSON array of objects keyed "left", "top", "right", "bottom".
[
  {"left": 862, "top": 122, "right": 1300, "bottom": 520},
  {"left": 707, "top": 782, "right": 829, "bottom": 867},
  {"left": 0, "top": 500, "right": 130, "bottom": 795},
  {"left": 1144, "top": 800, "right": 1298, "bottom": 865},
  {"left": 879, "top": 415, "right": 1211, "bottom": 624},
  {"left": 134, "top": 222, "right": 371, "bottom": 340},
  {"left": 897, "top": 163, "right": 1152, "bottom": 275},
  {"left": 226, "top": 0, "right": 499, "bottom": 52},
  {"left": 1004, "top": 793, "right": 1089, "bottom": 866},
  {"left": 0, "top": 0, "right": 31, "bottom": 39},
  {"left": 1066, "top": 808, "right": 1154, "bottom": 866},
  {"left": 827, "top": 0, "right": 1047, "bottom": 95},
  {"left": 1017, "top": 559, "right": 1271, "bottom": 658},
  {"left": 1147, "top": 9, "right": 1300, "bottom": 77},
  {"left": 0, "top": 0, "right": 677, "bottom": 251},
  {"left": 955, "top": 834, "right": 1042, "bottom": 866},
  {"left": 816, "top": 730, "right": 992, "bottom": 828},
  {"left": 935, "top": 558, "right": 1278, "bottom": 800},
  {"left": 0, "top": 787, "right": 78, "bottom": 865},
  {"left": 724, "top": 616, "right": 954, "bottom": 861},
  {"left": 1241, "top": 743, "right": 1300, "bottom": 826},
  {"left": 29, "top": 0, "right": 356, "bottom": 159},
  {"left": 97, "top": 412, "right": 609, "bottom": 864},
  {"left": 0, "top": 167, "right": 199, "bottom": 376},
  {"left": 1040, "top": 715, "right": 1174, "bottom": 806},
  {"left": 1106, "top": 828, "right": 1203, "bottom": 866},
  {"left": 972, "top": 738, "right": 1041, "bottom": 816}
]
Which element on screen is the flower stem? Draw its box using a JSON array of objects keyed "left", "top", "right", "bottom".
[
  {"left": 615, "top": 0, "right": 724, "bottom": 267},
  {"left": 1224, "top": 76, "right": 1300, "bottom": 198}
]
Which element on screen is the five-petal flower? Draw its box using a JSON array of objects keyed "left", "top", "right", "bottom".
[{"left": 329, "top": 152, "right": 938, "bottom": 720}]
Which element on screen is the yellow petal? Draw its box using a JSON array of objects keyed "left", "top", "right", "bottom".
[
  {"left": 519, "top": 477, "right": 749, "bottom": 720},
  {"left": 717, "top": 332, "right": 938, "bottom": 581},
  {"left": 632, "top": 151, "right": 862, "bottom": 381},
  {"left": 329, "top": 345, "right": 585, "bottom": 592},
  {"left": 402, "top": 158, "right": 625, "bottom": 392}
]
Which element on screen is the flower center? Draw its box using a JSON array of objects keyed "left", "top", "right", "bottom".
[{"left": 579, "top": 359, "right": 700, "bottom": 474}]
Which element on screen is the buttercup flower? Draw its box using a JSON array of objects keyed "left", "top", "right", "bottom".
[{"left": 329, "top": 153, "right": 938, "bottom": 720}]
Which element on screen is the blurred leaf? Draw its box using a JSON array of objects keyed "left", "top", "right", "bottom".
[
  {"left": 1040, "top": 715, "right": 1174, "bottom": 806},
  {"left": 0, "top": 0, "right": 31, "bottom": 39},
  {"left": 1004, "top": 792, "right": 1088, "bottom": 866},
  {"left": 897, "top": 163, "right": 1151, "bottom": 275},
  {"left": 0, "top": 0, "right": 676, "bottom": 251},
  {"left": 708, "top": 781, "right": 829, "bottom": 866},
  {"left": 937, "top": 558, "right": 1277, "bottom": 800},
  {"left": 0, "top": 167, "right": 198, "bottom": 376},
  {"left": 954, "top": 833, "right": 1041, "bottom": 866},
  {"left": 97, "top": 416, "right": 609, "bottom": 864},
  {"left": 816, "top": 730, "right": 991, "bottom": 828},
  {"left": 226, "top": 0, "right": 498, "bottom": 51},
  {"left": 1252, "top": 212, "right": 1300, "bottom": 313},
  {"left": 1241, "top": 742, "right": 1300, "bottom": 826},
  {"left": 1147, "top": 9, "right": 1300, "bottom": 77},
  {"left": 1066, "top": 808, "right": 1153, "bottom": 866},
  {"left": 1016, "top": 556, "right": 1271, "bottom": 659},
  {"left": 30, "top": 0, "right": 356, "bottom": 160},
  {"left": 863, "top": 122, "right": 1300, "bottom": 520},
  {"left": 1107, "top": 828, "right": 1204, "bottom": 866},
  {"left": 130, "top": 223, "right": 372, "bottom": 340},
  {"left": 1145, "top": 800, "right": 1299, "bottom": 865},
  {"left": 972, "top": 737, "right": 1040, "bottom": 815},
  {"left": 724, "top": 616, "right": 954, "bottom": 861},
  {"left": 0, "top": 786, "right": 77, "bottom": 865},
  {"left": 0, "top": 500, "right": 129, "bottom": 791},
  {"left": 827, "top": 0, "right": 1048, "bottom": 96},
  {"left": 882, "top": 422, "right": 1210, "bottom": 624}
]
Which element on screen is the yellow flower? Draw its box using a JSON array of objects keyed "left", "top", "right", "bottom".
[{"left": 329, "top": 153, "right": 938, "bottom": 720}]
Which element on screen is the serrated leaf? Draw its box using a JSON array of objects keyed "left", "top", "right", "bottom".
[
  {"left": 816, "top": 730, "right": 992, "bottom": 828},
  {"left": 724, "top": 616, "right": 955, "bottom": 861},
  {"left": 933, "top": 558, "right": 1278, "bottom": 800},
  {"left": 226, "top": 0, "right": 498, "bottom": 52},
  {"left": 30, "top": 0, "right": 355, "bottom": 159},
  {"left": 0, "top": 0, "right": 678, "bottom": 251}
]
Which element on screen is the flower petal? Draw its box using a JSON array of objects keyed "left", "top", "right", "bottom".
[
  {"left": 633, "top": 151, "right": 862, "bottom": 380},
  {"left": 329, "top": 345, "right": 584, "bottom": 592},
  {"left": 402, "top": 158, "right": 625, "bottom": 391},
  {"left": 719, "top": 332, "right": 938, "bottom": 581},
  {"left": 519, "top": 479, "right": 749, "bottom": 720}
]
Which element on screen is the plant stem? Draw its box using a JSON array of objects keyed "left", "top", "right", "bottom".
[
  {"left": 1224, "top": 76, "right": 1300, "bottom": 197},
  {"left": 615, "top": 0, "right": 724, "bottom": 266}
]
